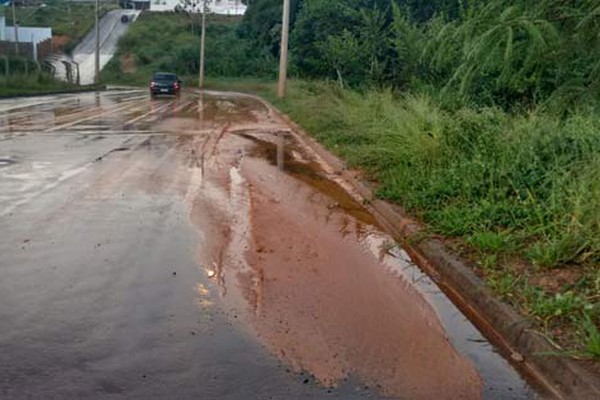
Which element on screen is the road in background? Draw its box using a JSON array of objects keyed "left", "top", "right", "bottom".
[
  {"left": 72, "top": 9, "right": 140, "bottom": 85},
  {"left": 0, "top": 90, "right": 540, "bottom": 399}
]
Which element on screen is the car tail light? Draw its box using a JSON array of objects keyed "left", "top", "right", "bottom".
[
  {"left": 173, "top": 82, "right": 180, "bottom": 89},
  {"left": 150, "top": 81, "right": 156, "bottom": 87}
]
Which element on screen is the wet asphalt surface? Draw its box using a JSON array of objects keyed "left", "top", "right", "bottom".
[{"left": 0, "top": 90, "right": 541, "bottom": 399}]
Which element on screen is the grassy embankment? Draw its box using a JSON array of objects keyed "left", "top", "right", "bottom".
[
  {"left": 103, "top": 12, "right": 600, "bottom": 360},
  {"left": 100, "top": 11, "right": 274, "bottom": 86}
]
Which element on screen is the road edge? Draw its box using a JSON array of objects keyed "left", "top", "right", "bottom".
[
  {"left": 0, "top": 85, "right": 106, "bottom": 100},
  {"left": 235, "top": 91, "right": 600, "bottom": 400}
]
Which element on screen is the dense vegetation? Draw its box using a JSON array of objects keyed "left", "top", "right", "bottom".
[
  {"left": 104, "top": 0, "right": 600, "bottom": 358},
  {"left": 242, "top": 0, "right": 600, "bottom": 111}
]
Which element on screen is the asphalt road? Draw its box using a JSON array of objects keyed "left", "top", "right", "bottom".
[
  {"left": 73, "top": 10, "right": 139, "bottom": 85},
  {"left": 0, "top": 90, "right": 541, "bottom": 399}
]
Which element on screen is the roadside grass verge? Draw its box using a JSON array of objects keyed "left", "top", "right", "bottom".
[
  {"left": 0, "top": 73, "right": 78, "bottom": 97},
  {"left": 207, "top": 78, "right": 600, "bottom": 359}
]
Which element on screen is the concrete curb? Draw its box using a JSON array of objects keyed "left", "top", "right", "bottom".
[{"left": 237, "top": 92, "right": 600, "bottom": 400}]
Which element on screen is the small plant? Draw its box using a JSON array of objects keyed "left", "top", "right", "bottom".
[
  {"left": 487, "top": 270, "right": 521, "bottom": 300},
  {"left": 527, "top": 290, "right": 589, "bottom": 327},
  {"left": 577, "top": 313, "right": 600, "bottom": 360},
  {"left": 468, "top": 231, "right": 515, "bottom": 253}
]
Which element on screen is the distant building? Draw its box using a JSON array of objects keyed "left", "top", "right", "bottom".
[
  {"left": 0, "top": 15, "right": 52, "bottom": 60},
  {"left": 150, "top": 0, "right": 246, "bottom": 15}
]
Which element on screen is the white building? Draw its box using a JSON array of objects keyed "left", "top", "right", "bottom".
[{"left": 150, "top": 0, "right": 247, "bottom": 15}]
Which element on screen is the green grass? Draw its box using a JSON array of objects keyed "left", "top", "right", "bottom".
[
  {"left": 580, "top": 314, "right": 600, "bottom": 359},
  {"left": 0, "top": 73, "right": 79, "bottom": 97}
]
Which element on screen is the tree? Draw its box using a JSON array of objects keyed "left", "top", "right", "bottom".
[
  {"left": 175, "top": 0, "right": 211, "bottom": 35},
  {"left": 238, "top": 0, "right": 303, "bottom": 56}
]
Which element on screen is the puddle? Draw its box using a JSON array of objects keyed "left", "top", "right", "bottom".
[
  {"left": 378, "top": 243, "right": 537, "bottom": 399},
  {"left": 239, "top": 131, "right": 380, "bottom": 228},
  {"left": 196, "top": 108, "right": 540, "bottom": 399},
  {"left": 224, "top": 156, "right": 485, "bottom": 399}
]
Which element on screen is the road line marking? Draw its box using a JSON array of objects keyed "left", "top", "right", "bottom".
[
  {"left": 123, "top": 101, "right": 173, "bottom": 125},
  {"left": 46, "top": 97, "right": 145, "bottom": 132}
]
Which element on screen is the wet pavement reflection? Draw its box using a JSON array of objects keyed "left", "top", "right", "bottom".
[{"left": 0, "top": 90, "right": 541, "bottom": 399}]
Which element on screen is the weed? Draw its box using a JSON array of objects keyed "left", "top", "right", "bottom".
[
  {"left": 578, "top": 314, "right": 600, "bottom": 360},
  {"left": 527, "top": 290, "right": 589, "bottom": 326},
  {"left": 486, "top": 270, "right": 522, "bottom": 300},
  {"left": 467, "top": 231, "right": 516, "bottom": 254}
]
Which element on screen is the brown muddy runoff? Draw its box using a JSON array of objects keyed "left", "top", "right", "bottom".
[{"left": 167, "top": 93, "right": 484, "bottom": 399}]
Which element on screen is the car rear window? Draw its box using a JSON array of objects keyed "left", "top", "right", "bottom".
[{"left": 154, "top": 74, "right": 177, "bottom": 82}]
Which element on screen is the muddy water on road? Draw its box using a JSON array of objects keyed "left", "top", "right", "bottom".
[
  {"left": 0, "top": 90, "right": 538, "bottom": 399},
  {"left": 170, "top": 92, "right": 535, "bottom": 399}
]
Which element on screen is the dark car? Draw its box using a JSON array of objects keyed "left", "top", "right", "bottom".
[{"left": 150, "top": 73, "right": 182, "bottom": 97}]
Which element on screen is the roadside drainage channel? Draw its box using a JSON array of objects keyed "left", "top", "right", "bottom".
[
  {"left": 239, "top": 126, "right": 538, "bottom": 399},
  {"left": 239, "top": 92, "right": 600, "bottom": 400}
]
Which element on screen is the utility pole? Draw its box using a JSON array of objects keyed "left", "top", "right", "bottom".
[
  {"left": 11, "top": 0, "right": 19, "bottom": 56},
  {"left": 94, "top": 0, "right": 100, "bottom": 85},
  {"left": 277, "top": 0, "right": 290, "bottom": 98},
  {"left": 199, "top": 0, "right": 207, "bottom": 89}
]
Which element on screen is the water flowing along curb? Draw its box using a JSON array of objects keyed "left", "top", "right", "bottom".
[{"left": 225, "top": 91, "right": 600, "bottom": 400}]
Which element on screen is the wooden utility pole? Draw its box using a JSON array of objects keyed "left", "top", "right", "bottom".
[
  {"left": 12, "top": 0, "right": 19, "bottom": 56},
  {"left": 199, "top": 0, "right": 207, "bottom": 89},
  {"left": 94, "top": 0, "right": 100, "bottom": 84},
  {"left": 277, "top": 0, "right": 290, "bottom": 98}
]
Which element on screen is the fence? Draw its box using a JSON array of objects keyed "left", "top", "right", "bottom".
[{"left": 0, "top": 38, "right": 52, "bottom": 61}]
